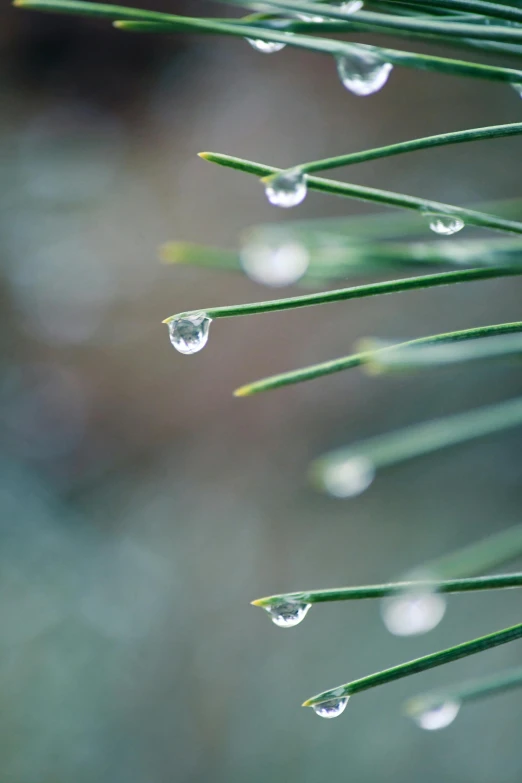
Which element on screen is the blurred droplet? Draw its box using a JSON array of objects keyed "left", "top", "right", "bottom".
[
  {"left": 381, "top": 587, "right": 446, "bottom": 636},
  {"left": 322, "top": 457, "right": 375, "bottom": 498},
  {"left": 240, "top": 233, "right": 309, "bottom": 286},
  {"left": 413, "top": 700, "right": 461, "bottom": 730}
]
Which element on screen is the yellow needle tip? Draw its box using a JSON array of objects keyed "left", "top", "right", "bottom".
[
  {"left": 198, "top": 152, "right": 212, "bottom": 160},
  {"left": 233, "top": 385, "right": 253, "bottom": 397}
]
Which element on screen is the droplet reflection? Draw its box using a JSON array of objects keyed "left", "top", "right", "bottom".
[
  {"left": 336, "top": 49, "right": 393, "bottom": 95},
  {"left": 312, "top": 695, "right": 349, "bottom": 718},
  {"left": 426, "top": 213, "right": 465, "bottom": 236},
  {"left": 264, "top": 599, "right": 311, "bottom": 628},
  {"left": 168, "top": 312, "right": 212, "bottom": 355},
  {"left": 264, "top": 168, "right": 307, "bottom": 208}
]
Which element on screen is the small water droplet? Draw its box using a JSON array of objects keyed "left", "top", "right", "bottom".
[
  {"left": 511, "top": 82, "right": 522, "bottom": 98},
  {"left": 313, "top": 695, "right": 350, "bottom": 718},
  {"left": 167, "top": 312, "right": 212, "bottom": 355},
  {"left": 297, "top": 12, "right": 326, "bottom": 22},
  {"left": 340, "top": 0, "right": 364, "bottom": 12},
  {"left": 265, "top": 168, "right": 307, "bottom": 208},
  {"left": 264, "top": 599, "right": 312, "bottom": 628},
  {"left": 240, "top": 235, "right": 309, "bottom": 286},
  {"left": 381, "top": 588, "right": 446, "bottom": 636},
  {"left": 299, "top": 0, "right": 363, "bottom": 19},
  {"left": 322, "top": 456, "right": 375, "bottom": 498},
  {"left": 413, "top": 700, "right": 460, "bottom": 730},
  {"left": 246, "top": 38, "right": 286, "bottom": 53},
  {"left": 426, "top": 213, "right": 465, "bottom": 236},
  {"left": 336, "top": 49, "right": 393, "bottom": 96}
]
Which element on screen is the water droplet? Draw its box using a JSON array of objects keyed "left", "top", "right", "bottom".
[
  {"left": 297, "top": 0, "right": 362, "bottom": 20},
  {"left": 297, "top": 12, "right": 326, "bottom": 22},
  {"left": 264, "top": 599, "right": 312, "bottom": 628},
  {"left": 265, "top": 168, "right": 307, "bottom": 208},
  {"left": 426, "top": 213, "right": 465, "bottom": 236},
  {"left": 313, "top": 695, "right": 350, "bottom": 718},
  {"left": 340, "top": 0, "right": 364, "bottom": 12},
  {"left": 336, "top": 49, "right": 393, "bottom": 96},
  {"left": 246, "top": 38, "right": 286, "bottom": 53},
  {"left": 322, "top": 457, "right": 375, "bottom": 498},
  {"left": 240, "top": 235, "right": 309, "bottom": 286},
  {"left": 381, "top": 588, "right": 446, "bottom": 636},
  {"left": 511, "top": 82, "right": 522, "bottom": 98},
  {"left": 167, "top": 312, "right": 212, "bottom": 355},
  {"left": 413, "top": 700, "right": 461, "bottom": 730}
]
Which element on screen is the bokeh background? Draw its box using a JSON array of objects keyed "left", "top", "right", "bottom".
[{"left": 1, "top": 3, "right": 522, "bottom": 782}]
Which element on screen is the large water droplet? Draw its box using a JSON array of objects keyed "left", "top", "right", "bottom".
[
  {"left": 168, "top": 312, "right": 212, "bottom": 355},
  {"left": 336, "top": 49, "right": 393, "bottom": 96},
  {"left": 426, "top": 213, "right": 465, "bottom": 236},
  {"left": 313, "top": 695, "right": 350, "bottom": 718},
  {"left": 264, "top": 599, "right": 312, "bottom": 628},
  {"left": 240, "top": 236, "right": 309, "bottom": 286},
  {"left": 265, "top": 168, "right": 307, "bottom": 208},
  {"left": 322, "top": 456, "right": 375, "bottom": 498},
  {"left": 413, "top": 700, "right": 461, "bottom": 730},
  {"left": 246, "top": 38, "right": 286, "bottom": 53},
  {"left": 381, "top": 588, "right": 446, "bottom": 636}
]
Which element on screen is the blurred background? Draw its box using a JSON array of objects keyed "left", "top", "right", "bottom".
[{"left": 0, "top": 3, "right": 521, "bottom": 782}]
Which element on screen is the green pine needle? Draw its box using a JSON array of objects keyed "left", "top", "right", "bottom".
[
  {"left": 312, "top": 395, "right": 522, "bottom": 493},
  {"left": 303, "top": 621, "right": 522, "bottom": 706}
]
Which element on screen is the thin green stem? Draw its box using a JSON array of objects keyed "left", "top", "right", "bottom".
[
  {"left": 429, "top": 525, "right": 522, "bottom": 580},
  {"left": 312, "top": 396, "right": 522, "bottom": 488},
  {"left": 367, "top": 332, "right": 522, "bottom": 371},
  {"left": 232, "top": 319, "right": 522, "bottom": 397},
  {"left": 254, "top": 572, "right": 522, "bottom": 608},
  {"left": 233, "top": 0, "right": 522, "bottom": 43},
  {"left": 302, "top": 621, "right": 522, "bottom": 706},
  {"left": 263, "top": 122, "right": 522, "bottom": 176},
  {"left": 199, "top": 152, "right": 522, "bottom": 235},
  {"left": 405, "top": 665, "right": 522, "bottom": 714},
  {"left": 373, "top": 0, "right": 522, "bottom": 25},
  {"left": 254, "top": 524, "right": 522, "bottom": 607}
]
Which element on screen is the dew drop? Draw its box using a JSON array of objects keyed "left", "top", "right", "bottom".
[
  {"left": 298, "top": 0, "right": 363, "bottom": 19},
  {"left": 265, "top": 168, "right": 307, "bottom": 208},
  {"left": 336, "top": 49, "right": 393, "bottom": 96},
  {"left": 511, "top": 82, "right": 522, "bottom": 98},
  {"left": 264, "top": 599, "right": 312, "bottom": 628},
  {"left": 167, "top": 312, "right": 212, "bottom": 355},
  {"left": 381, "top": 589, "right": 446, "bottom": 636},
  {"left": 313, "top": 695, "right": 350, "bottom": 719},
  {"left": 413, "top": 700, "right": 461, "bottom": 731},
  {"left": 322, "top": 456, "right": 375, "bottom": 498},
  {"left": 426, "top": 213, "right": 465, "bottom": 236},
  {"left": 340, "top": 0, "right": 364, "bottom": 12},
  {"left": 240, "top": 236, "right": 309, "bottom": 286},
  {"left": 246, "top": 38, "right": 286, "bottom": 53}
]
